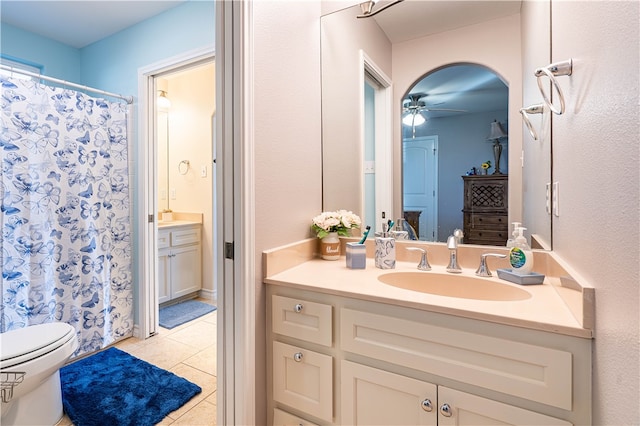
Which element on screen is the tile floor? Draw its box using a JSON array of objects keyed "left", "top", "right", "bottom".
[{"left": 58, "top": 299, "right": 218, "bottom": 426}]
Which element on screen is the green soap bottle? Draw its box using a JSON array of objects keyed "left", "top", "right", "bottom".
[{"left": 509, "top": 227, "right": 533, "bottom": 275}]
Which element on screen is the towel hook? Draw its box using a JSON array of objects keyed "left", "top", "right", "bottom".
[
  {"left": 519, "top": 104, "right": 545, "bottom": 141},
  {"left": 178, "top": 160, "right": 190, "bottom": 175},
  {"left": 534, "top": 59, "right": 573, "bottom": 115}
]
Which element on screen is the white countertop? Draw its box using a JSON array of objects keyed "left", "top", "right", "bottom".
[
  {"left": 264, "top": 257, "right": 592, "bottom": 339},
  {"left": 157, "top": 220, "right": 201, "bottom": 229}
]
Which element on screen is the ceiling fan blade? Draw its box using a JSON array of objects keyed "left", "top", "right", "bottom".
[{"left": 423, "top": 108, "right": 468, "bottom": 113}]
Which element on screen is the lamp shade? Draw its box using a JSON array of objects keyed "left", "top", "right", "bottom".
[
  {"left": 487, "top": 120, "right": 507, "bottom": 140},
  {"left": 157, "top": 90, "right": 171, "bottom": 110},
  {"left": 402, "top": 112, "right": 425, "bottom": 127}
]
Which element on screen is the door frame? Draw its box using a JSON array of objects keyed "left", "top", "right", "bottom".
[
  {"left": 359, "top": 50, "right": 393, "bottom": 227},
  {"left": 136, "top": 46, "right": 215, "bottom": 339}
]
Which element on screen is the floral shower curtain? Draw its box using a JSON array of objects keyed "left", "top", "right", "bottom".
[{"left": 1, "top": 75, "right": 133, "bottom": 357}]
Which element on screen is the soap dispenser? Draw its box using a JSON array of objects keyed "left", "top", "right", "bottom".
[
  {"left": 509, "top": 227, "right": 533, "bottom": 275},
  {"left": 506, "top": 222, "right": 521, "bottom": 248}
]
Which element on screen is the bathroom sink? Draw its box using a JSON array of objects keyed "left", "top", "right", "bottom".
[{"left": 377, "top": 272, "right": 531, "bottom": 301}]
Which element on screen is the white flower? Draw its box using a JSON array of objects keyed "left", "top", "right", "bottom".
[{"left": 311, "top": 210, "right": 361, "bottom": 238}]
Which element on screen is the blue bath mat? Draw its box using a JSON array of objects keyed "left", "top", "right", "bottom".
[
  {"left": 159, "top": 300, "right": 217, "bottom": 329},
  {"left": 60, "top": 347, "right": 201, "bottom": 426}
]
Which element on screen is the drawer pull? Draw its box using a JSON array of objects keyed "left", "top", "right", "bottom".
[
  {"left": 294, "top": 303, "right": 304, "bottom": 313},
  {"left": 439, "top": 403, "right": 453, "bottom": 417},
  {"left": 421, "top": 398, "right": 433, "bottom": 412},
  {"left": 293, "top": 352, "right": 304, "bottom": 362}
]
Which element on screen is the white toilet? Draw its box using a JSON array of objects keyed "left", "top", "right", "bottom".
[{"left": 1, "top": 322, "right": 78, "bottom": 426}]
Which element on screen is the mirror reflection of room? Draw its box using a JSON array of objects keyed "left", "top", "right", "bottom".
[{"left": 401, "top": 64, "right": 508, "bottom": 244}]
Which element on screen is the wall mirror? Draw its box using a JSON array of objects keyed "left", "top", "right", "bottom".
[{"left": 321, "top": 0, "right": 552, "bottom": 249}]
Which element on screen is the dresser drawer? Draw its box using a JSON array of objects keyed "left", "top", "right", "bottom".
[
  {"left": 465, "top": 213, "right": 508, "bottom": 228},
  {"left": 272, "top": 295, "right": 332, "bottom": 346},
  {"left": 171, "top": 227, "right": 201, "bottom": 246},
  {"left": 273, "top": 342, "right": 333, "bottom": 422},
  {"left": 340, "top": 308, "right": 572, "bottom": 410}
]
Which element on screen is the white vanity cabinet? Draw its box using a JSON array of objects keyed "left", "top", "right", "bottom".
[
  {"left": 158, "top": 225, "right": 202, "bottom": 304},
  {"left": 266, "top": 285, "right": 592, "bottom": 426}
]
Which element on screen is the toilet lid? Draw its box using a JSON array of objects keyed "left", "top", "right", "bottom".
[{"left": 1, "top": 323, "right": 77, "bottom": 369}]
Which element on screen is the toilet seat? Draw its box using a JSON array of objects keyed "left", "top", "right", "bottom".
[{"left": 1, "top": 323, "right": 77, "bottom": 369}]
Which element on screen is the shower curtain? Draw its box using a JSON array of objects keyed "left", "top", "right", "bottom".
[{"left": 1, "top": 75, "right": 133, "bottom": 357}]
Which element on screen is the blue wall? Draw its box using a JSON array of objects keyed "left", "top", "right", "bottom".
[
  {"left": 0, "top": 23, "right": 82, "bottom": 81},
  {"left": 1, "top": 1, "right": 215, "bottom": 97}
]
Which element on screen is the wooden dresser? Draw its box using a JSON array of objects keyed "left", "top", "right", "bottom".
[{"left": 462, "top": 175, "right": 508, "bottom": 246}]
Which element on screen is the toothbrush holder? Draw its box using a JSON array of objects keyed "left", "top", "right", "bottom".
[
  {"left": 375, "top": 236, "right": 396, "bottom": 269},
  {"left": 346, "top": 242, "right": 366, "bottom": 269}
]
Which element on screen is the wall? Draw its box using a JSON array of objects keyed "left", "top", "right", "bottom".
[
  {"left": 165, "top": 64, "right": 215, "bottom": 297},
  {"left": 521, "top": 0, "right": 552, "bottom": 249},
  {"left": 253, "top": 1, "right": 323, "bottom": 422},
  {"left": 548, "top": 1, "right": 639, "bottom": 423},
  {"left": 0, "top": 23, "right": 81, "bottom": 81},
  {"left": 392, "top": 14, "right": 523, "bottom": 228}
]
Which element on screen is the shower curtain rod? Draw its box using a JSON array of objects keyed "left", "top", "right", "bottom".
[{"left": 0, "top": 64, "right": 134, "bottom": 104}]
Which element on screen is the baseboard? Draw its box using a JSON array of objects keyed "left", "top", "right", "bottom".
[{"left": 199, "top": 288, "right": 217, "bottom": 305}]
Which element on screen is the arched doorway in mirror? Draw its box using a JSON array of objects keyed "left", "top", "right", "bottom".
[{"left": 401, "top": 63, "right": 508, "bottom": 244}]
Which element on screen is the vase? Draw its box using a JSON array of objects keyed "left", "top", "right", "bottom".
[{"left": 319, "top": 232, "right": 340, "bottom": 260}]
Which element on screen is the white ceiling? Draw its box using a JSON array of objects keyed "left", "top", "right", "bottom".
[{"left": 0, "top": 1, "right": 187, "bottom": 48}]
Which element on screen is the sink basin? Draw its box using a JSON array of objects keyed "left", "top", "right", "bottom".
[{"left": 378, "top": 272, "right": 531, "bottom": 301}]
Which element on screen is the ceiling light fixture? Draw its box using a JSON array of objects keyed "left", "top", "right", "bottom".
[{"left": 357, "top": 0, "right": 405, "bottom": 18}]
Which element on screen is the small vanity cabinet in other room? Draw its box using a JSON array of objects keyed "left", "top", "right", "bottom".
[
  {"left": 158, "top": 224, "right": 202, "bottom": 304},
  {"left": 462, "top": 175, "right": 508, "bottom": 246}
]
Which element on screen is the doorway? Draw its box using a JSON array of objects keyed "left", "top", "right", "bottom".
[{"left": 137, "top": 48, "right": 215, "bottom": 339}]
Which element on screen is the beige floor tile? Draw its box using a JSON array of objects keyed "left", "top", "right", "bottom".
[
  {"left": 122, "top": 335, "right": 199, "bottom": 370},
  {"left": 173, "top": 400, "right": 217, "bottom": 425},
  {"left": 165, "top": 362, "right": 217, "bottom": 419},
  {"left": 183, "top": 344, "right": 217, "bottom": 376},
  {"left": 167, "top": 320, "right": 217, "bottom": 350}
]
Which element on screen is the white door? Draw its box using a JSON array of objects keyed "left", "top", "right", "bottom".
[{"left": 403, "top": 136, "right": 438, "bottom": 240}]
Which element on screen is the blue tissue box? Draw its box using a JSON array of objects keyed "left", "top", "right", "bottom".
[{"left": 346, "top": 242, "right": 366, "bottom": 269}]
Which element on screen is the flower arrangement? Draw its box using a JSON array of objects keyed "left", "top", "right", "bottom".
[
  {"left": 481, "top": 160, "right": 492, "bottom": 171},
  {"left": 311, "top": 210, "right": 361, "bottom": 238}
]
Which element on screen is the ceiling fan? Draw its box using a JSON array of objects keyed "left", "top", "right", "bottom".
[{"left": 402, "top": 93, "right": 468, "bottom": 125}]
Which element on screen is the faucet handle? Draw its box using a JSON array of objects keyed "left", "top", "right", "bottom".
[
  {"left": 475, "top": 253, "right": 507, "bottom": 277},
  {"left": 406, "top": 247, "right": 431, "bottom": 271}
]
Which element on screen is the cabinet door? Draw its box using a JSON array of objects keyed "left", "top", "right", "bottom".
[
  {"left": 437, "top": 387, "right": 570, "bottom": 426},
  {"left": 157, "top": 248, "right": 171, "bottom": 305},
  {"left": 170, "top": 244, "right": 202, "bottom": 299},
  {"left": 273, "top": 408, "right": 320, "bottom": 426},
  {"left": 273, "top": 342, "right": 333, "bottom": 422},
  {"left": 341, "top": 360, "right": 437, "bottom": 426}
]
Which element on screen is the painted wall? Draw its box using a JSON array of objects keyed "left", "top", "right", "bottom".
[
  {"left": 548, "top": 1, "right": 639, "bottom": 423},
  {"left": 253, "top": 1, "right": 323, "bottom": 422},
  {"left": 164, "top": 64, "right": 215, "bottom": 297},
  {"left": 392, "top": 14, "right": 523, "bottom": 229},
  {"left": 0, "top": 23, "right": 81, "bottom": 82}
]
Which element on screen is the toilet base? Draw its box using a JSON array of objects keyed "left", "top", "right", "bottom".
[{"left": 1, "top": 371, "right": 64, "bottom": 426}]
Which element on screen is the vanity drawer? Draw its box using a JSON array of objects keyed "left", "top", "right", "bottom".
[
  {"left": 273, "top": 342, "right": 333, "bottom": 422},
  {"left": 158, "top": 230, "right": 170, "bottom": 249},
  {"left": 272, "top": 295, "right": 332, "bottom": 346},
  {"left": 340, "top": 308, "right": 572, "bottom": 410},
  {"left": 273, "top": 408, "right": 320, "bottom": 426},
  {"left": 171, "top": 227, "right": 201, "bottom": 246}
]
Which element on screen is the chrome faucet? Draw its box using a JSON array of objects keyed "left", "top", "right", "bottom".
[
  {"left": 475, "top": 253, "right": 507, "bottom": 277},
  {"left": 446, "top": 235, "right": 462, "bottom": 273},
  {"left": 406, "top": 247, "right": 431, "bottom": 271}
]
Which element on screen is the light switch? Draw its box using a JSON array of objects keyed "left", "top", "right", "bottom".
[
  {"left": 160, "top": 189, "right": 167, "bottom": 200},
  {"left": 200, "top": 164, "right": 207, "bottom": 177},
  {"left": 364, "top": 161, "right": 375, "bottom": 174},
  {"left": 170, "top": 189, "right": 176, "bottom": 200}
]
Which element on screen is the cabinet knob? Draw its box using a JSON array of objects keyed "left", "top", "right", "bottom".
[
  {"left": 294, "top": 303, "right": 303, "bottom": 313},
  {"left": 421, "top": 398, "right": 433, "bottom": 412},
  {"left": 293, "top": 352, "right": 303, "bottom": 362},
  {"left": 439, "top": 403, "right": 453, "bottom": 417}
]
